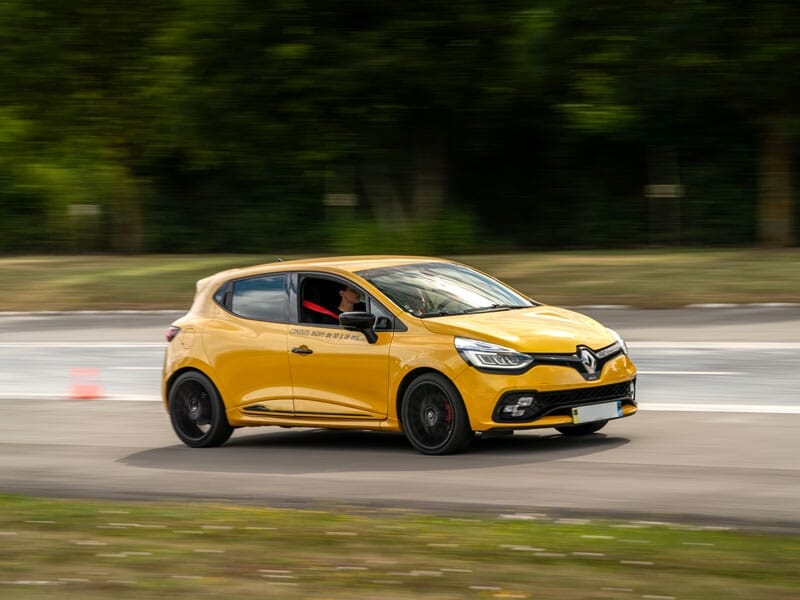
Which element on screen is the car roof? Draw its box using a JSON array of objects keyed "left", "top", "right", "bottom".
[{"left": 195, "top": 255, "right": 453, "bottom": 294}]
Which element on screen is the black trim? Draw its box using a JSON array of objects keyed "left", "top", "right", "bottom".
[
  {"left": 292, "top": 411, "right": 373, "bottom": 418},
  {"left": 527, "top": 342, "right": 624, "bottom": 381},
  {"left": 213, "top": 281, "right": 232, "bottom": 309},
  {"left": 462, "top": 342, "right": 625, "bottom": 379},
  {"left": 492, "top": 379, "right": 636, "bottom": 423},
  {"left": 243, "top": 405, "right": 292, "bottom": 414},
  {"left": 243, "top": 405, "right": 374, "bottom": 419}
]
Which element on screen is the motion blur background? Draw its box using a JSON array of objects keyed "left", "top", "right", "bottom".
[{"left": 0, "top": 1, "right": 797, "bottom": 255}]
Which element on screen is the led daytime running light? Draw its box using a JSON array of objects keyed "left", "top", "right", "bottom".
[{"left": 455, "top": 337, "right": 534, "bottom": 371}]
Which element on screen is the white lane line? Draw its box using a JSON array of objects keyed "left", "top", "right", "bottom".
[
  {"left": 638, "top": 402, "right": 800, "bottom": 414},
  {"left": 0, "top": 342, "right": 163, "bottom": 348},
  {"left": 630, "top": 341, "right": 800, "bottom": 350},
  {"left": 100, "top": 395, "right": 162, "bottom": 402},
  {"left": 0, "top": 310, "right": 184, "bottom": 316},
  {"left": 637, "top": 371, "right": 746, "bottom": 376},
  {"left": 0, "top": 393, "right": 161, "bottom": 402},
  {"left": 0, "top": 393, "right": 70, "bottom": 399}
]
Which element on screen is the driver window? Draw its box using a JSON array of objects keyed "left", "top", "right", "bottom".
[
  {"left": 299, "top": 276, "right": 395, "bottom": 330},
  {"left": 299, "top": 278, "right": 341, "bottom": 325}
]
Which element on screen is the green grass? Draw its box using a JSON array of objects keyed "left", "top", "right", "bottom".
[
  {"left": 0, "top": 494, "right": 797, "bottom": 599},
  {"left": 1, "top": 249, "right": 799, "bottom": 311}
]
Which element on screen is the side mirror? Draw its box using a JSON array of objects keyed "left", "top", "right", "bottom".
[{"left": 340, "top": 311, "right": 378, "bottom": 344}]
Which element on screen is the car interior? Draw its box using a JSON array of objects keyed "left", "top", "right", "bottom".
[{"left": 300, "top": 277, "right": 365, "bottom": 325}]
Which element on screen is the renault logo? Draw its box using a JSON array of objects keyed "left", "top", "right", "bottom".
[{"left": 578, "top": 348, "right": 597, "bottom": 374}]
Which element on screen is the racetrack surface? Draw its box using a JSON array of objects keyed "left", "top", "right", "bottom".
[
  {"left": 2, "top": 304, "right": 800, "bottom": 342},
  {"left": 1, "top": 307, "right": 798, "bottom": 529}
]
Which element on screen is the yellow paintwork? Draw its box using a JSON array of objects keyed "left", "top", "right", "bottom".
[{"left": 162, "top": 255, "right": 637, "bottom": 434}]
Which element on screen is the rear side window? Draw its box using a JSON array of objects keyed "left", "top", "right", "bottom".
[{"left": 230, "top": 274, "right": 288, "bottom": 322}]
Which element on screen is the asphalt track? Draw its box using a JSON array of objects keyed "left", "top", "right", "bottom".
[{"left": 0, "top": 307, "right": 798, "bottom": 530}]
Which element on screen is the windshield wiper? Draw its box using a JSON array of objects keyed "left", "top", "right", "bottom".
[
  {"left": 461, "top": 304, "right": 521, "bottom": 314},
  {"left": 418, "top": 310, "right": 457, "bottom": 318},
  {"left": 420, "top": 304, "right": 527, "bottom": 318}
]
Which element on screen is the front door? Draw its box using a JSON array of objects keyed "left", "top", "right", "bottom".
[
  {"left": 289, "top": 274, "right": 392, "bottom": 419},
  {"left": 288, "top": 324, "right": 392, "bottom": 419}
]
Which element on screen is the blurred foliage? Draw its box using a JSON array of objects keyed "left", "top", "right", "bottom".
[
  {"left": 0, "top": 1, "right": 798, "bottom": 253},
  {"left": 328, "top": 207, "right": 479, "bottom": 255}
]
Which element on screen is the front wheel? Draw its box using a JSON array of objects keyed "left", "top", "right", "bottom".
[
  {"left": 168, "top": 371, "right": 233, "bottom": 448},
  {"left": 400, "top": 373, "right": 474, "bottom": 455},
  {"left": 555, "top": 420, "right": 608, "bottom": 436}
]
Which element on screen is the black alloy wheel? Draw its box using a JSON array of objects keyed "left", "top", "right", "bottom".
[
  {"left": 168, "top": 371, "right": 233, "bottom": 448},
  {"left": 401, "top": 373, "right": 474, "bottom": 455}
]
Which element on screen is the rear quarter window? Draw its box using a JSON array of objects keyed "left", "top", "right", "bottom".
[{"left": 229, "top": 274, "right": 288, "bottom": 322}]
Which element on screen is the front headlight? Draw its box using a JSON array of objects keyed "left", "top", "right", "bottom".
[
  {"left": 455, "top": 337, "right": 534, "bottom": 372},
  {"left": 608, "top": 328, "right": 629, "bottom": 355}
]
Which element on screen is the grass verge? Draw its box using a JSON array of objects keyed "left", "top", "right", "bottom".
[
  {"left": 0, "top": 494, "right": 797, "bottom": 599},
  {"left": 1, "top": 249, "right": 799, "bottom": 311}
]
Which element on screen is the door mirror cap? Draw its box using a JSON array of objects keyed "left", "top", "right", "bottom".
[{"left": 340, "top": 311, "right": 378, "bottom": 344}]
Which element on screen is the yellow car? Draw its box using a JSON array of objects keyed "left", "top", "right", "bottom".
[{"left": 163, "top": 256, "right": 637, "bottom": 454}]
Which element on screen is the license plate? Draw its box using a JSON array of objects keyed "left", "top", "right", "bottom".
[{"left": 571, "top": 401, "right": 622, "bottom": 424}]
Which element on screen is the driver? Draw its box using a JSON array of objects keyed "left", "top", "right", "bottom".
[{"left": 336, "top": 285, "right": 365, "bottom": 315}]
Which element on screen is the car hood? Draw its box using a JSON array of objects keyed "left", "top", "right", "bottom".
[{"left": 422, "top": 305, "right": 616, "bottom": 353}]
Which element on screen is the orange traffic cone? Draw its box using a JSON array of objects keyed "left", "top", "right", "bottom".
[{"left": 69, "top": 368, "right": 105, "bottom": 400}]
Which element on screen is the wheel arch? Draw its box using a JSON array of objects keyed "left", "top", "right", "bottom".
[
  {"left": 395, "top": 367, "right": 457, "bottom": 429},
  {"left": 165, "top": 364, "right": 218, "bottom": 407}
]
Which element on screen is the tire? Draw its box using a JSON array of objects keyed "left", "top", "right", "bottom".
[
  {"left": 555, "top": 420, "right": 608, "bottom": 436},
  {"left": 400, "top": 373, "right": 474, "bottom": 455},
  {"left": 168, "top": 371, "right": 233, "bottom": 448}
]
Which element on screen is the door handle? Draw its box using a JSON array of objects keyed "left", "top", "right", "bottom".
[{"left": 291, "top": 346, "right": 313, "bottom": 355}]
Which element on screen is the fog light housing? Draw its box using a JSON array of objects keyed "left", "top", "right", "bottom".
[{"left": 495, "top": 393, "right": 539, "bottom": 422}]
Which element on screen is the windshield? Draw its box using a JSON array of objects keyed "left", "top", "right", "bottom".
[{"left": 357, "top": 262, "right": 536, "bottom": 318}]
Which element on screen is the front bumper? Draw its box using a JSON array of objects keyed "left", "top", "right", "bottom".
[
  {"left": 493, "top": 379, "right": 636, "bottom": 423},
  {"left": 454, "top": 354, "right": 637, "bottom": 431}
]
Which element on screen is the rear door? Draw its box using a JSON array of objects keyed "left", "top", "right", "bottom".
[{"left": 204, "top": 273, "right": 293, "bottom": 416}]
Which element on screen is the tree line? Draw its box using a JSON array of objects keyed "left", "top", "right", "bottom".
[{"left": 0, "top": 1, "right": 797, "bottom": 254}]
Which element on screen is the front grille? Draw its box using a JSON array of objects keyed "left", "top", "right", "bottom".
[
  {"left": 529, "top": 342, "right": 624, "bottom": 381},
  {"left": 537, "top": 381, "right": 631, "bottom": 409}
]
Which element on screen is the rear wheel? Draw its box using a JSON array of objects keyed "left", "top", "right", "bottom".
[
  {"left": 168, "top": 371, "right": 233, "bottom": 448},
  {"left": 400, "top": 373, "right": 474, "bottom": 455},
  {"left": 555, "top": 420, "right": 608, "bottom": 436}
]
